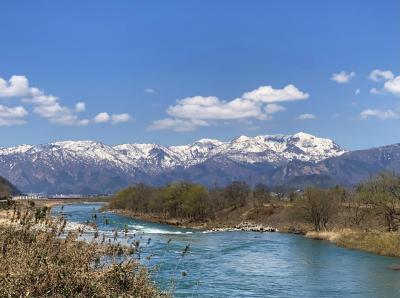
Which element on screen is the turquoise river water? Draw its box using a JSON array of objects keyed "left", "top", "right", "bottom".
[{"left": 52, "top": 203, "right": 400, "bottom": 298}]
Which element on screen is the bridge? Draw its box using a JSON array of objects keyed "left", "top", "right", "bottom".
[{"left": 11, "top": 194, "right": 111, "bottom": 200}]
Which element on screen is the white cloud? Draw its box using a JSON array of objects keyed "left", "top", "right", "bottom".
[
  {"left": 151, "top": 83, "right": 309, "bottom": 131},
  {"left": 0, "top": 74, "right": 91, "bottom": 126},
  {"left": 144, "top": 88, "right": 155, "bottom": 94},
  {"left": 0, "top": 105, "right": 28, "bottom": 126},
  {"left": 0, "top": 74, "right": 133, "bottom": 126},
  {"left": 22, "top": 94, "right": 58, "bottom": 105},
  {"left": 0, "top": 75, "right": 33, "bottom": 97},
  {"left": 94, "top": 112, "right": 133, "bottom": 124},
  {"left": 167, "top": 96, "right": 265, "bottom": 120},
  {"left": 0, "top": 105, "right": 28, "bottom": 118},
  {"left": 111, "top": 113, "right": 133, "bottom": 124},
  {"left": 363, "top": 73, "right": 400, "bottom": 118},
  {"left": 148, "top": 118, "right": 208, "bottom": 132},
  {"left": 331, "top": 71, "right": 355, "bottom": 83},
  {"left": 75, "top": 102, "right": 86, "bottom": 112},
  {"left": 384, "top": 76, "right": 400, "bottom": 96},
  {"left": 31, "top": 100, "right": 89, "bottom": 126},
  {"left": 264, "top": 104, "right": 286, "bottom": 114},
  {"left": 369, "top": 69, "right": 394, "bottom": 82},
  {"left": 296, "top": 113, "right": 316, "bottom": 120},
  {"left": 242, "top": 84, "right": 309, "bottom": 103},
  {"left": 355, "top": 89, "right": 360, "bottom": 95},
  {"left": 94, "top": 112, "right": 110, "bottom": 123},
  {"left": 366, "top": 70, "right": 400, "bottom": 96},
  {"left": 360, "top": 109, "right": 398, "bottom": 120},
  {"left": 166, "top": 85, "right": 308, "bottom": 121}
]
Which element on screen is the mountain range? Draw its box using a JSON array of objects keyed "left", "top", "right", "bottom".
[{"left": 0, "top": 132, "right": 399, "bottom": 194}]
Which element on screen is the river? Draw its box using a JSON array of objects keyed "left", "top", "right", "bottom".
[{"left": 52, "top": 203, "right": 400, "bottom": 298}]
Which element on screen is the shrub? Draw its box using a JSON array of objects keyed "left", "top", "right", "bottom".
[{"left": 0, "top": 205, "right": 164, "bottom": 297}]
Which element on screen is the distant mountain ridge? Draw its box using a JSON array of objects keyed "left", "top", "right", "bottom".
[
  {"left": 0, "top": 176, "right": 20, "bottom": 198},
  {"left": 0, "top": 132, "right": 397, "bottom": 194}
]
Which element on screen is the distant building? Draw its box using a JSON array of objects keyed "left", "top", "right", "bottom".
[{"left": 12, "top": 194, "right": 47, "bottom": 200}]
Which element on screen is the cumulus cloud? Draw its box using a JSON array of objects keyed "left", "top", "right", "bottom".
[
  {"left": 19, "top": 92, "right": 89, "bottom": 126},
  {"left": 296, "top": 113, "right": 316, "bottom": 120},
  {"left": 367, "top": 69, "right": 399, "bottom": 96},
  {"left": 0, "top": 105, "right": 28, "bottom": 126},
  {"left": 149, "top": 84, "right": 309, "bottom": 132},
  {"left": 364, "top": 71, "right": 400, "bottom": 117},
  {"left": 360, "top": 109, "right": 398, "bottom": 120},
  {"left": 264, "top": 104, "right": 286, "bottom": 114},
  {"left": 0, "top": 75, "right": 33, "bottom": 97},
  {"left": 0, "top": 74, "right": 132, "bottom": 126},
  {"left": 94, "top": 112, "right": 133, "bottom": 124},
  {"left": 111, "top": 113, "right": 133, "bottom": 124},
  {"left": 242, "top": 84, "right": 309, "bottom": 103},
  {"left": 30, "top": 99, "right": 89, "bottom": 126},
  {"left": 94, "top": 112, "right": 110, "bottom": 123},
  {"left": 369, "top": 69, "right": 394, "bottom": 82},
  {"left": 0, "top": 74, "right": 90, "bottom": 126},
  {"left": 167, "top": 96, "right": 265, "bottom": 120},
  {"left": 144, "top": 88, "right": 155, "bottom": 94},
  {"left": 148, "top": 118, "right": 208, "bottom": 132},
  {"left": 384, "top": 76, "right": 400, "bottom": 96},
  {"left": 331, "top": 71, "right": 355, "bottom": 83}
]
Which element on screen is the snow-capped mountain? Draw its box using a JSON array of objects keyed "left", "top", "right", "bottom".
[
  {"left": 114, "top": 132, "right": 345, "bottom": 171},
  {"left": 0, "top": 132, "right": 347, "bottom": 194},
  {"left": 204, "top": 132, "right": 345, "bottom": 165}
]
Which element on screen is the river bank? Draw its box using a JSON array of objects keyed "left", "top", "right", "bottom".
[
  {"left": 107, "top": 208, "right": 280, "bottom": 232},
  {"left": 107, "top": 206, "right": 400, "bottom": 258},
  {"left": 7, "top": 200, "right": 397, "bottom": 258},
  {"left": 306, "top": 230, "right": 400, "bottom": 257},
  {"left": 53, "top": 203, "right": 400, "bottom": 297}
]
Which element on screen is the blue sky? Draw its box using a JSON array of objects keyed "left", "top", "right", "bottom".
[{"left": 0, "top": 0, "right": 399, "bottom": 150}]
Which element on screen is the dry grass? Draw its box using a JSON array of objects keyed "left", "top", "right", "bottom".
[
  {"left": 0, "top": 203, "right": 165, "bottom": 297},
  {"left": 334, "top": 231, "right": 400, "bottom": 257},
  {"left": 305, "top": 230, "right": 343, "bottom": 242},
  {"left": 305, "top": 229, "right": 400, "bottom": 257}
]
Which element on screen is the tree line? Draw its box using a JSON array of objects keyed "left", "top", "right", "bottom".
[
  {"left": 109, "top": 181, "right": 272, "bottom": 222},
  {"left": 109, "top": 172, "right": 400, "bottom": 232},
  {"left": 299, "top": 172, "right": 400, "bottom": 232}
]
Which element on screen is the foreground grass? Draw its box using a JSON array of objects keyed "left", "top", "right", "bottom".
[
  {"left": 335, "top": 231, "right": 400, "bottom": 257},
  {"left": 306, "top": 230, "right": 400, "bottom": 257},
  {"left": 0, "top": 204, "right": 164, "bottom": 297}
]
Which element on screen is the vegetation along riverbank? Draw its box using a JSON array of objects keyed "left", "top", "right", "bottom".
[
  {"left": 0, "top": 200, "right": 165, "bottom": 297},
  {"left": 107, "top": 172, "right": 400, "bottom": 257}
]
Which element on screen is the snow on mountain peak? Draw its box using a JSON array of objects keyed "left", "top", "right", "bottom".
[
  {"left": 233, "top": 135, "right": 252, "bottom": 142},
  {"left": 52, "top": 140, "right": 107, "bottom": 150},
  {"left": 0, "top": 144, "right": 33, "bottom": 155},
  {"left": 293, "top": 131, "right": 315, "bottom": 139},
  {"left": 194, "top": 138, "right": 224, "bottom": 146},
  {"left": 0, "top": 132, "right": 346, "bottom": 175}
]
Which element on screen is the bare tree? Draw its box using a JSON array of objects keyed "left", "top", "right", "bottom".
[
  {"left": 253, "top": 183, "right": 271, "bottom": 206},
  {"left": 300, "top": 187, "right": 339, "bottom": 231},
  {"left": 224, "top": 181, "right": 250, "bottom": 208},
  {"left": 358, "top": 172, "right": 400, "bottom": 232}
]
